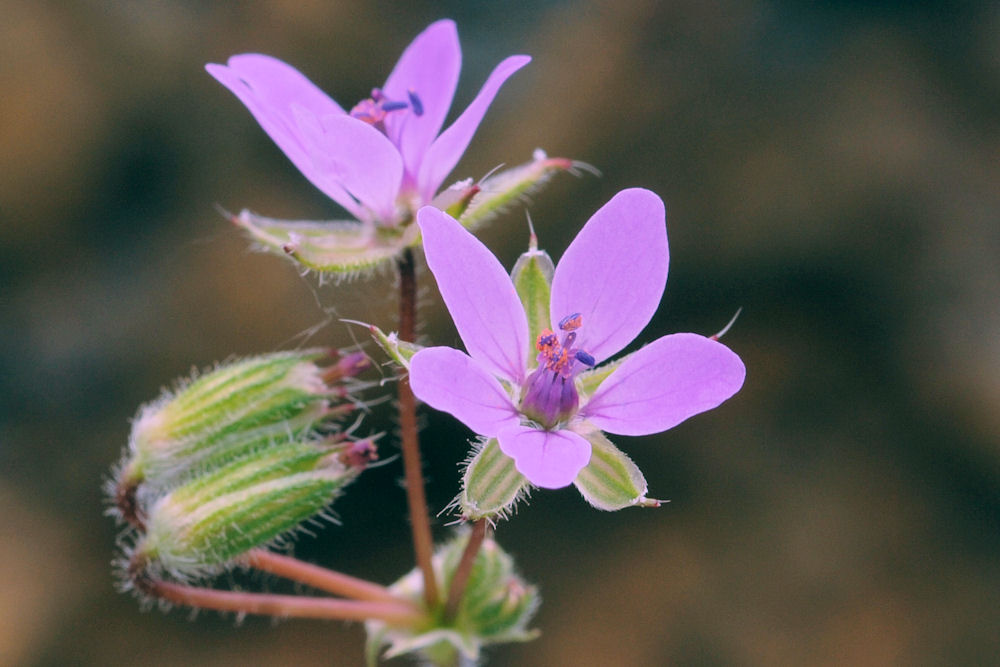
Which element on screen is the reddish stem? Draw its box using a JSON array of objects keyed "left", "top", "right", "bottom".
[
  {"left": 397, "top": 248, "right": 440, "bottom": 609},
  {"left": 144, "top": 579, "right": 422, "bottom": 626},
  {"left": 245, "top": 550, "right": 407, "bottom": 605}
]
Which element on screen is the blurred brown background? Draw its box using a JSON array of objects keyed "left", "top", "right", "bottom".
[{"left": 2, "top": 0, "right": 998, "bottom": 665}]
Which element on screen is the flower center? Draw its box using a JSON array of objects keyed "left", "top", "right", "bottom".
[
  {"left": 349, "top": 87, "right": 423, "bottom": 132},
  {"left": 519, "top": 313, "right": 595, "bottom": 429}
]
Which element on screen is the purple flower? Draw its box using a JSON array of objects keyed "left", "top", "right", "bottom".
[
  {"left": 409, "top": 189, "right": 746, "bottom": 489},
  {"left": 206, "top": 20, "right": 529, "bottom": 226}
]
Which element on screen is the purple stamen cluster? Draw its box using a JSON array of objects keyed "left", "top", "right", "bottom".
[{"left": 520, "top": 313, "right": 594, "bottom": 428}]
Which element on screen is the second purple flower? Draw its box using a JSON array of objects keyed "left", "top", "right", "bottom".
[{"left": 208, "top": 19, "right": 529, "bottom": 227}]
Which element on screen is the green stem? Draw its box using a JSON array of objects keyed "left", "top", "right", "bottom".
[
  {"left": 397, "top": 247, "right": 440, "bottom": 609},
  {"left": 444, "top": 519, "right": 489, "bottom": 621}
]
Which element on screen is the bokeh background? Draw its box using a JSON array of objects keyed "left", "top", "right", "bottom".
[{"left": 3, "top": 1, "right": 999, "bottom": 664}]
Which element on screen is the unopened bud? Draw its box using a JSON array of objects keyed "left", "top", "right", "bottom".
[
  {"left": 133, "top": 438, "right": 370, "bottom": 578},
  {"left": 366, "top": 533, "right": 539, "bottom": 663},
  {"left": 120, "top": 349, "right": 366, "bottom": 491}
]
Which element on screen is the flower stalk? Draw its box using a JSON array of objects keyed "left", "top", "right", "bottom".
[
  {"left": 397, "top": 247, "right": 440, "bottom": 608},
  {"left": 140, "top": 578, "right": 422, "bottom": 626},
  {"left": 443, "top": 518, "right": 488, "bottom": 622},
  {"left": 245, "top": 549, "right": 405, "bottom": 605}
]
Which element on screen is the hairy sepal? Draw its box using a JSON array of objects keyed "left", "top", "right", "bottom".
[
  {"left": 573, "top": 429, "right": 660, "bottom": 511},
  {"left": 234, "top": 211, "right": 420, "bottom": 274},
  {"left": 460, "top": 438, "right": 530, "bottom": 521},
  {"left": 457, "top": 150, "right": 576, "bottom": 232}
]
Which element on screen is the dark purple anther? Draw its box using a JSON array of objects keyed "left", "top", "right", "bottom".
[
  {"left": 407, "top": 89, "right": 424, "bottom": 116},
  {"left": 574, "top": 350, "right": 595, "bottom": 367},
  {"left": 558, "top": 313, "right": 582, "bottom": 331},
  {"left": 381, "top": 100, "right": 409, "bottom": 112}
]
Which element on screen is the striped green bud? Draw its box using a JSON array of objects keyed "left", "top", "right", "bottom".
[
  {"left": 133, "top": 438, "right": 374, "bottom": 579},
  {"left": 118, "top": 349, "right": 368, "bottom": 492}
]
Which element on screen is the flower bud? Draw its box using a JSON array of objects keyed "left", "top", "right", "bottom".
[
  {"left": 119, "top": 349, "right": 367, "bottom": 492},
  {"left": 366, "top": 532, "right": 539, "bottom": 664},
  {"left": 132, "top": 437, "right": 373, "bottom": 579}
]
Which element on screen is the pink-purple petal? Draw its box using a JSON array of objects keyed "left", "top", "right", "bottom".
[
  {"left": 206, "top": 57, "right": 364, "bottom": 219},
  {"left": 417, "top": 206, "right": 529, "bottom": 384},
  {"left": 550, "top": 188, "right": 668, "bottom": 364},
  {"left": 417, "top": 55, "right": 531, "bottom": 201},
  {"left": 497, "top": 424, "right": 592, "bottom": 489},
  {"left": 409, "top": 347, "right": 519, "bottom": 437},
  {"left": 295, "top": 112, "right": 403, "bottom": 223},
  {"left": 381, "top": 19, "right": 461, "bottom": 184},
  {"left": 223, "top": 54, "right": 345, "bottom": 117},
  {"left": 580, "top": 333, "right": 745, "bottom": 436}
]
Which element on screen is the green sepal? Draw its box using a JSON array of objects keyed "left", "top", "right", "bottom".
[
  {"left": 575, "top": 351, "right": 631, "bottom": 398},
  {"left": 573, "top": 429, "right": 661, "bottom": 511},
  {"left": 457, "top": 150, "right": 577, "bottom": 233},
  {"left": 232, "top": 211, "right": 420, "bottom": 275},
  {"left": 367, "top": 323, "right": 423, "bottom": 370},
  {"left": 365, "top": 532, "right": 540, "bottom": 665},
  {"left": 459, "top": 438, "right": 530, "bottom": 521},
  {"left": 510, "top": 241, "right": 554, "bottom": 364}
]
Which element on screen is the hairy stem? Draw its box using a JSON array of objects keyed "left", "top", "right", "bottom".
[
  {"left": 444, "top": 519, "right": 488, "bottom": 621},
  {"left": 397, "top": 247, "right": 439, "bottom": 609},
  {"left": 143, "top": 579, "right": 422, "bottom": 626},
  {"left": 245, "top": 550, "right": 408, "bottom": 605}
]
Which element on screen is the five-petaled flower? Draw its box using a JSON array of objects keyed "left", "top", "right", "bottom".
[
  {"left": 207, "top": 19, "right": 529, "bottom": 227},
  {"left": 409, "top": 188, "right": 746, "bottom": 489}
]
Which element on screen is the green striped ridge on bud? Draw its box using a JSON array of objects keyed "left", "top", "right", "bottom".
[
  {"left": 134, "top": 438, "right": 370, "bottom": 578},
  {"left": 121, "top": 349, "right": 368, "bottom": 490},
  {"left": 365, "top": 532, "right": 539, "bottom": 665}
]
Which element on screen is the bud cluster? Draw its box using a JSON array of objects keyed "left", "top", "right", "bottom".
[
  {"left": 109, "top": 349, "right": 376, "bottom": 580},
  {"left": 366, "top": 532, "right": 539, "bottom": 664}
]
